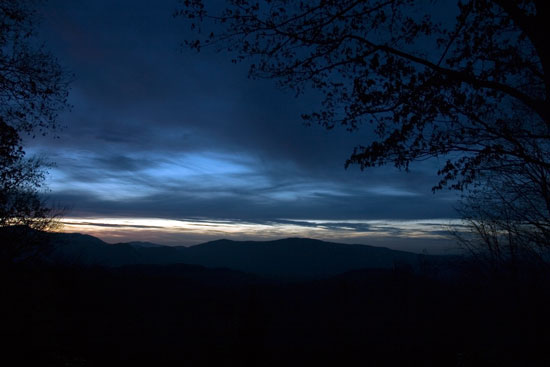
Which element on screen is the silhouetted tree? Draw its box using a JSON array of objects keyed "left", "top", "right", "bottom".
[
  {"left": 452, "top": 164, "right": 550, "bottom": 271},
  {"left": 0, "top": 119, "right": 60, "bottom": 263},
  {"left": 0, "top": 0, "right": 69, "bottom": 262},
  {"left": 177, "top": 0, "right": 549, "bottom": 260},
  {"left": 177, "top": 0, "right": 547, "bottom": 191},
  {"left": 1, "top": 0, "right": 69, "bottom": 135}
]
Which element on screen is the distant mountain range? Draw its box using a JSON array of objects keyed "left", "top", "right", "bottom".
[{"left": 44, "top": 232, "right": 453, "bottom": 279}]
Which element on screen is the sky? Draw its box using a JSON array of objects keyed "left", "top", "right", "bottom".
[{"left": 29, "top": 0, "right": 463, "bottom": 253}]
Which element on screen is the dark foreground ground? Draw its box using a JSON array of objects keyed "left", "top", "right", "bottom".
[{"left": 2, "top": 261, "right": 549, "bottom": 367}]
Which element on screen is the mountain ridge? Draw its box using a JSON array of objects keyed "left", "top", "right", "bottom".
[{"left": 44, "top": 231, "right": 452, "bottom": 279}]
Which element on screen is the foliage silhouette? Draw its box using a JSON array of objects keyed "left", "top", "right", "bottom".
[
  {"left": 452, "top": 168, "right": 550, "bottom": 272},
  {"left": 0, "top": 0, "right": 70, "bottom": 262},
  {"left": 1, "top": 0, "right": 70, "bottom": 135},
  {"left": 0, "top": 123, "right": 59, "bottom": 264},
  {"left": 177, "top": 0, "right": 547, "bottom": 191}
]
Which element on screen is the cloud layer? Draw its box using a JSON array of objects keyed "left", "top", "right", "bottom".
[{"left": 30, "top": 0, "right": 461, "bottom": 252}]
